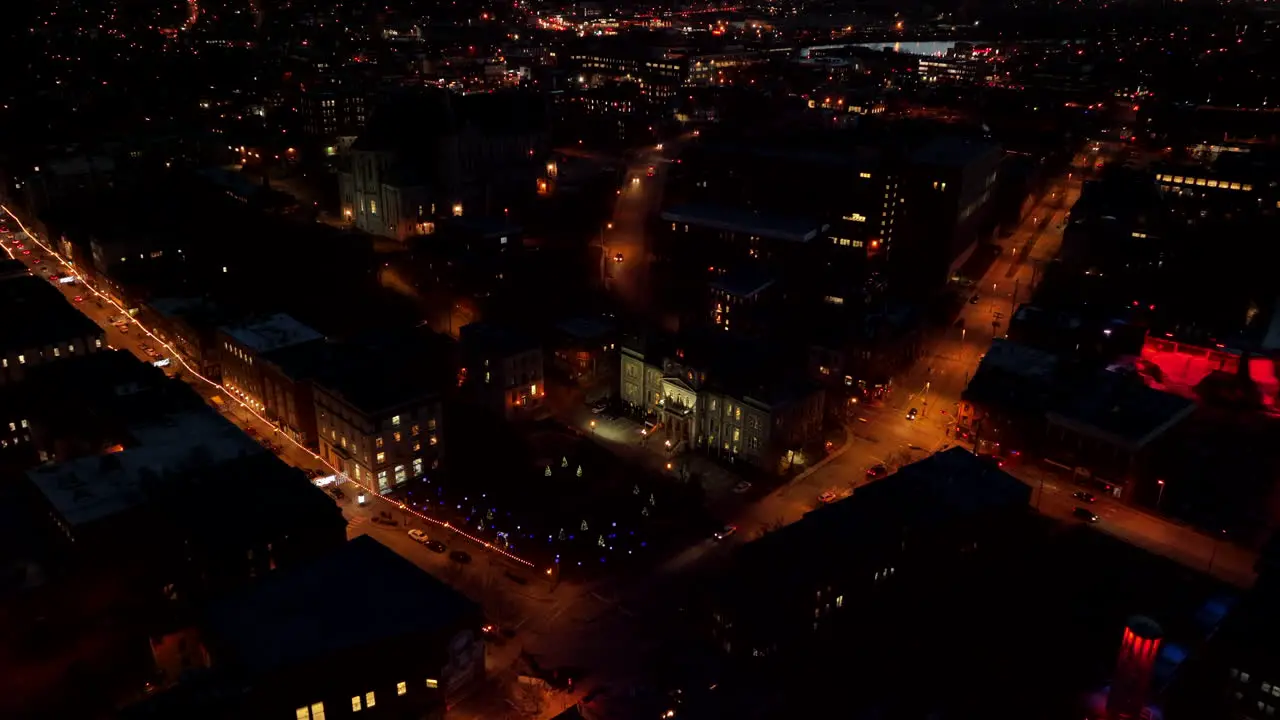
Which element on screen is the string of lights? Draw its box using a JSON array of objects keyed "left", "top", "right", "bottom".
[{"left": 0, "top": 204, "right": 535, "bottom": 570}]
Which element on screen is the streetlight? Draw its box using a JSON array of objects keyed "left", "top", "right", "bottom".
[
  {"left": 1156, "top": 479, "right": 1166, "bottom": 511},
  {"left": 590, "top": 420, "right": 597, "bottom": 434}
]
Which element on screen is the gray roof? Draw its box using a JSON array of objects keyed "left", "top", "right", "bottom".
[
  {"left": 661, "top": 204, "right": 826, "bottom": 243},
  {"left": 220, "top": 314, "right": 324, "bottom": 354},
  {"left": 1047, "top": 371, "right": 1195, "bottom": 449},
  {"left": 909, "top": 136, "right": 1001, "bottom": 168},
  {"left": 27, "top": 409, "right": 266, "bottom": 527},
  {"left": 205, "top": 535, "right": 478, "bottom": 677}
]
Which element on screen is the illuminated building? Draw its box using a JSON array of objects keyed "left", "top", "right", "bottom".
[
  {"left": 338, "top": 90, "right": 549, "bottom": 242},
  {"left": 1108, "top": 616, "right": 1163, "bottom": 719},
  {"left": 704, "top": 448, "right": 1030, "bottom": 659},
  {"left": 125, "top": 536, "right": 483, "bottom": 719},
  {"left": 669, "top": 131, "right": 1002, "bottom": 293},
  {"left": 459, "top": 322, "right": 544, "bottom": 420},
  {"left": 566, "top": 42, "right": 686, "bottom": 107},
  {"left": 917, "top": 55, "right": 995, "bottom": 86},
  {"left": 216, "top": 313, "right": 325, "bottom": 416},
  {"left": 620, "top": 331, "right": 824, "bottom": 469},
  {"left": 0, "top": 268, "right": 105, "bottom": 386},
  {"left": 313, "top": 329, "right": 452, "bottom": 495},
  {"left": 299, "top": 87, "right": 368, "bottom": 138}
]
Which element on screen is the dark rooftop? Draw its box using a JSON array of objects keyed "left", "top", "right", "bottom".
[
  {"left": 1048, "top": 370, "right": 1196, "bottom": 449},
  {"left": 661, "top": 204, "right": 826, "bottom": 243},
  {"left": 460, "top": 321, "right": 539, "bottom": 356},
  {"left": 728, "top": 448, "right": 1031, "bottom": 592},
  {"left": 204, "top": 535, "right": 478, "bottom": 678},
  {"left": 313, "top": 329, "right": 454, "bottom": 416},
  {"left": 0, "top": 274, "right": 103, "bottom": 355}
]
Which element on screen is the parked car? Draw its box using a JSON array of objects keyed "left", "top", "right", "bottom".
[
  {"left": 1073, "top": 507, "right": 1099, "bottom": 523},
  {"left": 1072, "top": 491, "right": 1096, "bottom": 503},
  {"left": 866, "top": 464, "right": 888, "bottom": 479},
  {"left": 818, "top": 490, "right": 838, "bottom": 504},
  {"left": 408, "top": 529, "right": 429, "bottom": 544},
  {"left": 906, "top": 408, "right": 918, "bottom": 421},
  {"left": 426, "top": 540, "right": 447, "bottom": 554}
]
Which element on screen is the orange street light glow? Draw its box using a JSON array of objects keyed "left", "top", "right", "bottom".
[{"left": 0, "top": 205, "right": 533, "bottom": 569}]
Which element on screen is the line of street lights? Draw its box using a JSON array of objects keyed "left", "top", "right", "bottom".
[{"left": 0, "top": 204, "right": 536, "bottom": 570}]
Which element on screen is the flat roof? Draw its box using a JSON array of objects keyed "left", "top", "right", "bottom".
[
  {"left": 728, "top": 448, "right": 1029, "bottom": 591},
  {"left": 0, "top": 274, "right": 103, "bottom": 355},
  {"left": 661, "top": 204, "right": 826, "bottom": 243},
  {"left": 710, "top": 269, "right": 775, "bottom": 298},
  {"left": 220, "top": 313, "right": 324, "bottom": 355},
  {"left": 909, "top": 136, "right": 1002, "bottom": 168},
  {"left": 27, "top": 409, "right": 266, "bottom": 527},
  {"left": 205, "top": 535, "right": 478, "bottom": 677},
  {"left": 313, "top": 329, "right": 452, "bottom": 416},
  {"left": 1047, "top": 370, "right": 1195, "bottom": 448}
]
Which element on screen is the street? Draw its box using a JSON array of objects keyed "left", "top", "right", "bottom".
[{"left": 0, "top": 145, "right": 1258, "bottom": 718}]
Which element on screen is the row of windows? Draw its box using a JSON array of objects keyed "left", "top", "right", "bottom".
[
  {"left": 297, "top": 679, "right": 439, "bottom": 719},
  {"left": 1156, "top": 174, "right": 1253, "bottom": 191},
  {"left": 2, "top": 339, "right": 101, "bottom": 368},
  {"left": 224, "top": 341, "right": 254, "bottom": 366}
]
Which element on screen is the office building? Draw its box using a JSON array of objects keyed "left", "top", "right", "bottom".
[
  {"left": 620, "top": 332, "right": 824, "bottom": 470},
  {"left": 313, "top": 330, "right": 452, "bottom": 494}
]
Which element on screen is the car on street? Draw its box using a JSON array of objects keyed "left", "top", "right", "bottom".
[
  {"left": 714, "top": 524, "right": 737, "bottom": 541},
  {"left": 426, "top": 540, "right": 447, "bottom": 553},
  {"left": 590, "top": 397, "right": 610, "bottom": 414},
  {"left": 646, "top": 166, "right": 655, "bottom": 177},
  {"left": 818, "top": 490, "right": 838, "bottom": 504},
  {"left": 866, "top": 464, "right": 888, "bottom": 479},
  {"left": 1072, "top": 491, "right": 1096, "bottom": 503},
  {"left": 40, "top": 267, "right": 49, "bottom": 275},
  {"left": 31, "top": 257, "right": 40, "bottom": 264},
  {"left": 118, "top": 325, "right": 129, "bottom": 334},
  {"left": 969, "top": 294, "right": 980, "bottom": 304},
  {"left": 906, "top": 408, "right": 918, "bottom": 421},
  {"left": 73, "top": 296, "right": 83, "bottom": 303},
  {"left": 731, "top": 480, "right": 752, "bottom": 494},
  {"left": 1073, "top": 507, "right": 1099, "bottom": 523},
  {"left": 614, "top": 253, "right": 624, "bottom": 263},
  {"left": 449, "top": 550, "right": 472, "bottom": 564},
  {"left": 408, "top": 529, "right": 429, "bottom": 544},
  {"left": 21, "top": 249, "right": 29, "bottom": 255}
]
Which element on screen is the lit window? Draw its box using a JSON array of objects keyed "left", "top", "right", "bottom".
[
  {"left": 18, "top": 354, "right": 25, "bottom": 364},
  {"left": 413, "top": 441, "right": 422, "bottom": 452},
  {"left": 819, "top": 366, "right": 830, "bottom": 375},
  {"left": 426, "top": 679, "right": 439, "bottom": 689},
  {"left": 393, "top": 432, "right": 402, "bottom": 443},
  {"left": 1243, "top": 184, "right": 1253, "bottom": 192},
  {"left": 369, "top": 199, "right": 377, "bottom": 215},
  {"left": 429, "top": 435, "right": 438, "bottom": 446},
  {"left": 735, "top": 406, "right": 742, "bottom": 422},
  {"left": 485, "top": 371, "right": 491, "bottom": 383},
  {"left": 836, "top": 595, "right": 843, "bottom": 607},
  {"left": 392, "top": 415, "right": 401, "bottom": 427},
  {"left": 397, "top": 681, "right": 407, "bottom": 696},
  {"left": 395, "top": 465, "right": 406, "bottom": 483},
  {"left": 365, "top": 691, "right": 376, "bottom": 707},
  {"left": 376, "top": 452, "right": 386, "bottom": 464},
  {"left": 413, "top": 458, "right": 423, "bottom": 475},
  {"left": 95, "top": 338, "right": 102, "bottom": 348},
  {"left": 21, "top": 419, "right": 28, "bottom": 428},
  {"left": 411, "top": 424, "right": 420, "bottom": 436},
  {"left": 859, "top": 172, "right": 872, "bottom": 179},
  {"left": 376, "top": 437, "right": 384, "bottom": 448},
  {"left": 351, "top": 696, "right": 363, "bottom": 712}
]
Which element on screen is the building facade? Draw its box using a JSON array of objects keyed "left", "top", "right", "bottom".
[{"left": 620, "top": 337, "right": 824, "bottom": 468}]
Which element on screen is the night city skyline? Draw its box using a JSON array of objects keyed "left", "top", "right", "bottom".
[{"left": 1, "top": 0, "right": 1279, "bottom": 718}]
